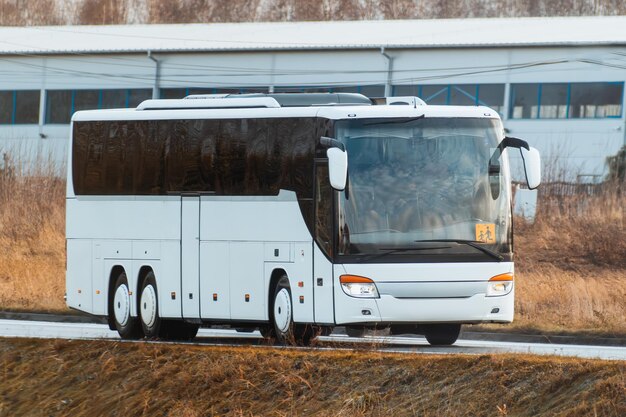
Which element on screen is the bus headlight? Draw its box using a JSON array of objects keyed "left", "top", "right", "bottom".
[
  {"left": 486, "top": 273, "right": 514, "bottom": 297},
  {"left": 340, "top": 275, "right": 380, "bottom": 298}
]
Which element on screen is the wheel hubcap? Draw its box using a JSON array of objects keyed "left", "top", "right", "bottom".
[
  {"left": 113, "top": 284, "right": 130, "bottom": 326},
  {"left": 140, "top": 284, "right": 157, "bottom": 328},
  {"left": 274, "top": 288, "right": 292, "bottom": 333}
]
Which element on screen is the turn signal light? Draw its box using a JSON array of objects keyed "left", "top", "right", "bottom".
[
  {"left": 487, "top": 273, "right": 514, "bottom": 297},
  {"left": 340, "top": 275, "right": 379, "bottom": 298}
]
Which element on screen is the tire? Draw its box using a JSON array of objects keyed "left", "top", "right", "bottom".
[
  {"left": 110, "top": 271, "right": 143, "bottom": 340},
  {"left": 271, "top": 276, "right": 295, "bottom": 345},
  {"left": 423, "top": 323, "right": 461, "bottom": 346},
  {"left": 345, "top": 326, "right": 366, "bottom": 338},
  {"left": 139, "top": 272, "right": 162, "bottom": 338},
  {"left": 389, "top": 324, "right": 419, "bottom": 336}
]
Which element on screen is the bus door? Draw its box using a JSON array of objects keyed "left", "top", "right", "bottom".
[
  {"left": 181, "top": 195, "right": 201, "bottom": 319},
  {"left": 313, "top": 162, "right": 335, "bottom": 324}
]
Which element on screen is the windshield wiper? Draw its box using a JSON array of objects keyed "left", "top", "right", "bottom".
[
  {"left": 363, "top": 114, "right": 425, "bottom": 126},
  {"left": 414, "top": 239, "right": 504, "bottom": 261},
  {"left": 356, "top": 245, "right": 451, "bottom": 263}
]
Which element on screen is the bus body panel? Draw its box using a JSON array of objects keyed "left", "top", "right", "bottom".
[
  {"left": 199, "top": 192, "right": 311, "bottom": 242},
  {"left": 229, "top": 241, "right": 265, "bottom": 320},
  {"left": 181, "top": 196, "right": 201, "bottom": 319},
  {"left": 66, "top": 239, "right": 93, "bottom": 312},
  {"left": 159, "top": 239, "right": 183, "bottom": 318},
  {"left": 313, "top": 244, "right": 335, "bottom": 325},
  {"left": 66, "top": 196, "right": 181, "bottom": 241},
  {"left": 200, "top": 241, "right": 231, "bottom": 319},
  {"left": 293, "top": 242, "right": 315, "bottom": 323}
]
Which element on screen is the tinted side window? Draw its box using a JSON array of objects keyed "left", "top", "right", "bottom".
[{"left": 73, "top": 117, "right": 316, "bottom": 197}]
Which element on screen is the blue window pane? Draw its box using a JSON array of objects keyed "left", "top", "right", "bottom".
[
  {"left": 46, "top": 90, "right": 72, "bottom": 124},
  {"left": 73, "top": 90, "right": 100, "bottom": 113},
  {"left": 359, "top": 85, "right": 385, "bottom": 98},
  {"left": 421, "top": 85, "right": 448, "bottom": 105},
  {"left": 477, "top": 84, "right": 505, "bottom": 115},
  {"left": 187, "top": 88, "right": 215, "bottom": 95},
  {"left": 450, "top": 85, "right": 477, "bottom": 106},
  {"left": 161, "top": 88, "right": 188, "bottom": 99},
  {"left": 393, "top": 85, "right": 419, "bottom": 96},
  {"left": 332, "top": 86, "right": 360, "bottom": 93},
  {"left": 0, "top": 91, "right": 12, "bottom": 124},
  {"left": 539, "top": 84, "right": 568, "bottom": 119},
  {"left": 127, "top": 89, "right": 152, "bottom": 108},
  {"left": 14, "top": 91, "right": 40, "bottom": 124},
  {"left": 101, "top": 90, "right": 127, "bottom": 109},
  {"left": 569, "top": 83, "right": 623, "bottom": 118},
  {"left": 510, "top": 84, "right": 539, "bottom": 119}
]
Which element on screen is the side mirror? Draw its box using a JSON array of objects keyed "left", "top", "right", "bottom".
[
  {"left": 490, "top": 137, "right": 541, "bottom": 190},
  {"left": 521, "top": 146, "right": 541, "bottom": 190},
  {"left": 327, "top": 147, "right": 348, "bottom": 191}
]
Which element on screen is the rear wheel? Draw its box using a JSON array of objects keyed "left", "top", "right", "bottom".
[
  {"left": 139, "top": 272, "right": 162, "bottom": 338},
  {"left": 110, "top": 271, "right": 142, "bottom": 339},
  {"left": 423, "top": 323, "right": 461, "bottom": 346}
]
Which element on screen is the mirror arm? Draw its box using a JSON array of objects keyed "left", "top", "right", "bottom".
[
  {"left": 320, "top": 136, "right": 346, "bottom": 152},
  {"left": 489, "top": 136, "right": 531, "bottom": 166},
  {"left": 500, "top": 136, "right": 530, "bottom": 152}
]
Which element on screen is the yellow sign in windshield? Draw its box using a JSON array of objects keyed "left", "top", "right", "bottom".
[{"left": 475, "top": 224, "right": 496, "bottom": 244}]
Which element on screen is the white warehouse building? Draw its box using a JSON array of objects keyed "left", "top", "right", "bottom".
[{"left": 0, "top": 16, "right": 625, "bottom": 181}]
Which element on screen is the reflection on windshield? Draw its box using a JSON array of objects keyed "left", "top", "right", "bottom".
[{"left": 336, "top": 117, "right": 511, "bottom": 258}]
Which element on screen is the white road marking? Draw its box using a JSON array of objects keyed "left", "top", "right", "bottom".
[{"left": 1, "top": 319, "right": 624, "bottom": 361}]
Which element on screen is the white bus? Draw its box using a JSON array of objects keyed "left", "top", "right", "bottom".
[{"left": 66, "top": 93, "right": 540, "bottom": 345}]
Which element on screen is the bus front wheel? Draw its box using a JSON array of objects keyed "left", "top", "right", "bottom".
[
  {"left": 139, "top": 272, "right": 162, "bottom": 338},
  {"left": 271, "top": 276, "right": 295, "bottom": 345},
  {"left": 423, "top": 323, "right": 461, "bottom": 346},
  {"left": 110, "top": 271, "right": 142, "bottom": 340}
]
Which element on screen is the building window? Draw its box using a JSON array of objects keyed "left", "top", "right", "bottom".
[
  {"left": 449, "top": 85, "right": 477, "bottom": 106},
  {"left": 46, "top": 90, "right": 73, "bottom": 124},
  {"left": 393, "top": 84, "right": 505, "bottom": 114},
  {"left": 127, "top": 89, "right": 152, "bottom": 108},
  {"left": 510, "top": 84, "right": 538, "bottom": 119},
  {"left": 569, "top": 82, "right": 623, "bottom": 118},
  {"left": 0, "top": 91, "right": 13, "bottom": 124},
  {"left": 476, "top": 84, "right": 505, "bottom": 115},
  {"left": 73, "top": 90, "right": 100, "bottom": 113},
  {"left": 358, "top": 85, "right": 385, "bottom": 97},
  {"left": 160, "top": 88, "right": 188, "bottom": 99},
  {"left": 274, "top": 86, "right": 334, "bottom": 93},
  {"left": 45, "top": 89, "right": 152, "bottom": 124},
  {"left": 539, "top": 84, "right": 568, "bottom": 119},
  {"left": 510, "top": 82, "right": 623, "bottom": 119},
  {"left": 101, "top": 90, "right": 127, "bottom": 109},
  {"left": 421, "top": 85, "right": 448, "bottom": 105},
  {"left": 0, "top": 90, "right": 40, "bottom": 124}
]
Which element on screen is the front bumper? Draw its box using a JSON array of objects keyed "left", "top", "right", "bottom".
[
  {"left": 335, "top": 288, "right": 514, "bottom": 325},
  {"left": 333, "top": 262, "right": 515, "bottom": 325}
]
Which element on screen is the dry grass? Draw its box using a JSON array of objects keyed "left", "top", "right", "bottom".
[
  {"left": 0, "top": 154, "right": 625, "bottom": 335},
  {"left": 0, "top": 156, "right": 66, "bottom": 313},
  {"left": 0, "top": 338, "right": 624, "bottom": 417},
  {"left": 500, "top": 183, "right": 626, "bottom": 336}
]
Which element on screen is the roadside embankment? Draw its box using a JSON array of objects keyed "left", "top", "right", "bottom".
[{"left": 0, "top": 338, "right": 624, "bottom": 417}]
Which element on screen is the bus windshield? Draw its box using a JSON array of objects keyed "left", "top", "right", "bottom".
[{"left": 335, "top": 117, "right": 512, "bottom": 262}]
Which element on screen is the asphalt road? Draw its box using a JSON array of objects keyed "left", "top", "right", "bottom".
[{"left": 1, "top": 318, "right": 625, "bottom": 360}]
